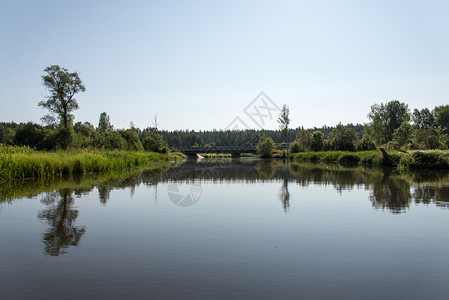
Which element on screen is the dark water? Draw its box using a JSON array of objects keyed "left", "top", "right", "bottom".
[{"left": 1, "top": 159, "right": 449, "bottom": 299}]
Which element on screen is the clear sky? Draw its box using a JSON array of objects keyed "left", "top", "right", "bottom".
[{"left": 1, "top": 0, "right": 448, "bottom": 131}]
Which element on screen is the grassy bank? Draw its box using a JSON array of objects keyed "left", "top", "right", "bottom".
[
  {"left": 289, "top": 150, "right": 449, "bottom": 169},
  {"left": 0, "top": 145, "right": 186, "bottom": 181}
]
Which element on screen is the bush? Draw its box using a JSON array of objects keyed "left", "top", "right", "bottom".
[
  {"left": 142, "top": 133, "right": 166, "bottom": 153},
  {"left": 256, "top": 136, "right": 275, "bottom": 158},
  {"left": 290, "top": 141, "right": 301, "bottom": 153},
  {"left": 400, "top": 151, "right": 449, "bottom": 169},
  {"left": 357, "top": 135, "right": 377, "bottom": 151},
  {"left": 104, "top": 131, "right": 127, "bottom": 150}
]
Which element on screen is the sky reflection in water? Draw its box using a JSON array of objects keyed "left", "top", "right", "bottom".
[{"left": 0, "top": 159, "right": 448, "bottom": 299}]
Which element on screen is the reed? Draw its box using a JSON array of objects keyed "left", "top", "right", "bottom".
[{"left": 0, "top": 145, "right": 185, "bottom": 181}]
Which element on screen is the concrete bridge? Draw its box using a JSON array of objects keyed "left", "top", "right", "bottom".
[{"left": 179, "top": 146, "right": 258, "bottom": 158}]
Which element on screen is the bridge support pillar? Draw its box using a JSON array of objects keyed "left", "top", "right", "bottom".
[{"left": 231, "top": 152, "right": 241, "bottom": 159}]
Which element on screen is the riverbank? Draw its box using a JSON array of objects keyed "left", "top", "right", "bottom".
[
  {"left": 0, "top": 145, "right": 186, "bottom": 181},
  {"left": 289, "top": 150, "right": 449, "bottom": 169}
]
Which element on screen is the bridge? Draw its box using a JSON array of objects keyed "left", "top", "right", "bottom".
[
  {"left": 179, "top": 146, "right": 258, "bottom": 158},
  {"left": 178, "top": 143, "right": 287, "bottom": 158}
]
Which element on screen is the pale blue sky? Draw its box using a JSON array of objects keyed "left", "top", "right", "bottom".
[{"left": 1, "top": 0, "right": 448, "bottom": 130}]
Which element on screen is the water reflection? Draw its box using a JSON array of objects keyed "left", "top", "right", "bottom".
[
  {"left": 370, "top": 169, "right": 411, "bottom": 214},
  {"left": 38, "top": 189, "right": 86, "bottom": 256},
  {"left": 278, "top": 178, "right": 290, "bottom": 212},
  {"left": 1, "top": 159, "right": 448, "bottom": 218}
]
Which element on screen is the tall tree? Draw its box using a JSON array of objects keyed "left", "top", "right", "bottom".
[
  {"left": 38, "top": 65, "right": 86, "bottom": 129},
  {"left": 295, "top": 129, "right": 312, "bottom": 151},
  {"left": 97, "top": 112, "right": 113, "bottom": 132},
  {"left": 277, "top": 105, "right": 290, "bottom": 138},
  {"left": 433, "top": 105, "right": 449, "bottom": 134},
  {"left": 412, "top": 108, "right": 435, "bottom": 129},
  {"left": 277, "top": 104, "right": 290, "bottom": 155},
  {"left": 311, "top": 131, "right": 324, "bottom": 152},
  {"left": 328, "top": 123, "right": 358, "bottom": 151},
  {"left": 368, "top": 100, "right": 409, "bottom": 145}
]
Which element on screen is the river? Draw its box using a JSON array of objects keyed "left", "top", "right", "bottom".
[{"left": 1, "top": 159, "right": 448, "bottom": 299}]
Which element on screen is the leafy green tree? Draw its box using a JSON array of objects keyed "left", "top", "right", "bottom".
[
  {"left": 433, "top": 105, "right": 449, "bottom": 134},
  {"left": 413, "top": 128, "right": 440, "bottom": 149},
  {"left": 38, "top": 65, "right": 86, "bottom": 129},
  {"left": 0, "top": 124, "right": 5, "bottom": 144},
  {"left": 356, "top": 134, "right": 377, "bottom": 151},
  {"left": 295, "top": 129, "right": 312, "bottom": 151},
  {"left": 277, "top": 105, "right": 290, "bottom": 139},
  {"left": 289, "top": 141, "right": 301, "bottom": 153},
  {"left": 328, "top": 124, "right": 358, "bottom": 151},
  {"left": 97, "top": 112, "right": 114, "bottom": 132},
  {"left": 119, "top": 129, "right": 143, "bottom": 151},
  {"left": 95, "top": 131, "right": 127, "bottom": 150},
  {"left": 55, "top": 127, "right": 74, "bottom": 150},
  {"left": 277, "top": 105, "right": 290, "bottom": 157},
  {"left": 368, "top": 100, "right": 409, "bottom": 145},
  {"left": 392, "top": 121, "right": 412, "bottom": 148},
  {"left": 311, "top": 131, "right": 324, "bottom": 152},
  {"left": 142, "top": 133, "right": 167, "bottom": 152},
  {"left": 412, "top": 108, "right": 435, "bottom": 129},
  {"left": 256, "top": 136, "right": 276, "bottom": 158},
  {"left": 13, "top": 123, "right": 46, "bottom": 148},
  {"left": 74, "top": 121, "right": 96, "bottom": 138}
]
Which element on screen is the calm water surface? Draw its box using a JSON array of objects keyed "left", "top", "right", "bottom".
[{"left": 1, "top": 159, "right": 449, "bottom": 299}]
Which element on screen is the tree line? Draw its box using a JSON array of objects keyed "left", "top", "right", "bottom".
[{"left": 1, "top": 65, "right": 448, "bottom": 152}]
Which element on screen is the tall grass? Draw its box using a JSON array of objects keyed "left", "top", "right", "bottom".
[
  {"left": 0, "top": 145, "right": 185, "bottom": 181},
  {"left": 290, "top": 149, "right": 449, "bottom": 169}
]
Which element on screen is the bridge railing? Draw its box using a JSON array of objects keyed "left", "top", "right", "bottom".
[{"left": 176, "top": 143, "right": 288, "bottom": 152}]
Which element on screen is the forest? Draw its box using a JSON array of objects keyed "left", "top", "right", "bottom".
[
  {"left": 1, "top": 101, "right": 448, "bottom": 153},
  {"left": 1, "top": 65, "right": 448, "bottom": 153}
]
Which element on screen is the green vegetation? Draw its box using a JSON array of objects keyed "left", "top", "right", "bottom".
[
  {"left": 39, "top": 65, "right": 85, "bottom": 135},
  {"left": 1, "top": 65, "right": 449, "bottom": 172},
  {"left": 400, "top": 151, "right": 449, "bottom": 169},
  {"left": 277, "top": 104, "right": 290, "bottom": 155},
  {"left": 256, "top": 136, "right": 276, "bottom": 158},
  {"left": 0, "top": 165, "right": 171, "bottom": 203},
  {"left": 290, "top": 149, "right": 449, "bottom": 170},
  {"left": 290, "top": 150, "right": 395, "bottom": 165},
  {"left": 0, "top": 144, "right": 185, "bottom": 181}
]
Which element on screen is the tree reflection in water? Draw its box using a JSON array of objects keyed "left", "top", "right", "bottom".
[
  {"left": 38, "top": 189, "right": 86, "bottom": 256},
  {"left": 278, "top": 178, "right": 290, "bottom": 212},
  {"left": 369, "top": 168, "right": 411, "bottom": 214},
  {"left": 1, "top": 158, "right": 448, "bottom": 257}
]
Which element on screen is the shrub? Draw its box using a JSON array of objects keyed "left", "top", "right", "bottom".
[
  {"left": 290, "top": 141, "right": 301, "bottom": 153},
  {"left": 357, "top": 135, "right": 377, "bottom": 151},
  {"left": 256, "top": 136, "right": 275, "bottom": 158},
  {"left": 399, "top": 151, "right": 449, "bottom": 169},
  {"left": 142, "top": 133, "right": 166, "bottom": 153}
]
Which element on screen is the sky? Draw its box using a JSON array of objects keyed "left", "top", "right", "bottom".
[{"left": 1, "top": 0, "right": 448, "bottom": 131}]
